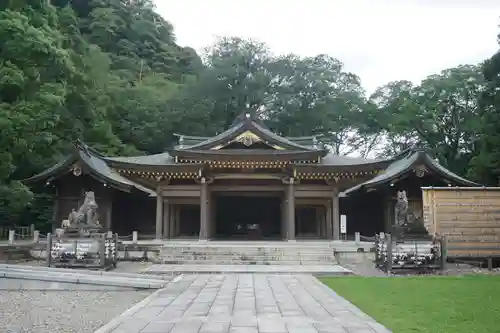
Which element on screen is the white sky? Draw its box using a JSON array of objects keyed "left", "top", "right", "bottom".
[{"left": 154, "top": 0, "right": 500, "bottom": 94}]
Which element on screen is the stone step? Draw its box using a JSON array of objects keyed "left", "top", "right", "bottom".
[
  {"left": 159, "top": 249, "right": 336, "bottom": 255},
  {"left": 159, "top": 250, "right": 335, "bottom": 255},
  {"left": 157, "top": 244, "right": 338, "bottom": 266},
  {"left": 153, "top": 259, "right": 336, "bottom": 265},
  {"left": 157, "top": 255, "right": 336, "bottom": 262},
  {"left": 160, "top": 249, "right": 335, "bottom": 253},
  {"left": 143, "top": 264, "right": 353, "bottom": 275}
]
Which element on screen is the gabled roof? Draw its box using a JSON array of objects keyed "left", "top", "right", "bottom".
[
  {"left": 343, "top": 148, "right": 478, "bottom": 195},
  {"left": 173, "top": 133, "right": 323, "bottom": 150},
  {"left": 24, "top": 142, "right": 156, "bottom": 196},
  {"left": 174, "top": 112, "right": 326, "bottom": 153}
]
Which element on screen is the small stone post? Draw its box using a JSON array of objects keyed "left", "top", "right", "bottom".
[
  {"left": 99, "top": 236, "right": 106, "bottom": 269},
  {"left": 386, "top": 233, "right": 393, "bottom": 275},
  {"left": 8, "top": 230, "right": 14, "bottom": 244},
  {"left": 107, "top": 231, "right": 113, "bottom": 239},
  {"left": 33, "top": 230, "right": 40, "bottom": 243},
  {"left": 46, "top": 233, "right": 52, "bottom": 267},
  {"left": 132, "top": 231, "right": 138, "bottom": 244},
  {"left": 354, "top": 232, "right": 360, "bottom": 245}
]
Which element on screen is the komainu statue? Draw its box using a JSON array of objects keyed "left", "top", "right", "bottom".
[
  {"left": 65, "top": 191, "right": 101, "bottom": 229},
  {"left": 393, "top": 190, "right": 408, "bottom": 239},
  {"left": 395, "top": 190, "right": 408, "bottom": 227}
]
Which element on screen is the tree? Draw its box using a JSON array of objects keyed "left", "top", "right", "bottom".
[
  {"left": 369, "top": 66, "right": 484, "bottom": 174},
  {"left": 0, "top": 2, "right": 72, "bottom": 225},
  {"left": 172, "top": 37, "right": 375, "bottom": 156},
  {"left": 470, "top": 33, "right": 500, "bottom": 184},
  {"left": 0, "top": 0, "right": 202, "bottom": 227}
]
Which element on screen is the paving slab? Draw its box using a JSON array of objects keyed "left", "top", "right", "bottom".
[
  {"left": 95, "top": 274, "right": 391, "bottom": 333},
  {"left": 143, "top": 264, "right": 353, "bottom": 275}
]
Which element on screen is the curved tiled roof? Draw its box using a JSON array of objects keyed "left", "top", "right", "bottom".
[
  {"left": 24, "top": 143, "right": 156, "bottom": 196},
  {"left": 343, "top": 149, "right": 478, "bottom": 195},
  {"left": 104, "top": 152, "right": 174, "bottom": 165},
  {"left": 175, "top": 115, "right": 323, "bottom": 152},
  {"left": 321, "top": 153, "right": 388, "bottom": 166}
]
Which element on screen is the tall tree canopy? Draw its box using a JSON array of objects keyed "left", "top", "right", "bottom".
[
  {"left": 470, "top": 32, "right": 500, "bottom": 184},
  {"left": 0, "top": 2, "right": 499, "bottom": 228}
]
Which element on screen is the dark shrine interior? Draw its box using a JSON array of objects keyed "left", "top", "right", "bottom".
[{"left": 214, "top": 194, "right": 282, "bottom": 239}]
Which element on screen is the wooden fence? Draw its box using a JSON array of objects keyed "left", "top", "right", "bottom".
[{"left": 422, "top": 187, "right": 500, "bottom": 259}]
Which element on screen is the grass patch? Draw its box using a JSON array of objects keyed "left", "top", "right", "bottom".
[{"left": 321, "top": 275, "right": 500, "bottom": 333}]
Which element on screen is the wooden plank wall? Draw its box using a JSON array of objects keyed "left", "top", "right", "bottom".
[{"left": 422, "top": 187, "right": 500, "bottom": 258}]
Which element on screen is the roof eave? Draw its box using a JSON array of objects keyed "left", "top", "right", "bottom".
[
  {"left": 22, "top": 155, "right": 77, "bottom": 185},
  {"left": 169, "top": 149, "right": 325, "bottom": 161},
  {"left": 294, "top": 159, "right": 391, "bottom": 172}
]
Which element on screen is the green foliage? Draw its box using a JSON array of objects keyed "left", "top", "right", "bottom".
[
  {"left": 0, "top": 0, "right": 201, "bottom": 227},
  {"left": 1, "top": 0, "right": 499, "bottom": 228},
  {"left": 470, "top": 50, "right": 500, "bottom": 184},
  {"left": 369, "top": 65, "right": 485, "bottom": 176}
]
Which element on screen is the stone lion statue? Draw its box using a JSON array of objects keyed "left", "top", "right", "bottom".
[
  {"left": 393, "top": 190, "right": 408, "bottom": 239},
  {"left": 395, "top": 190, "right": 408, "bottom": 227},
  {"left": 65, "top": 191, "right": 101, "bottom": 229}
]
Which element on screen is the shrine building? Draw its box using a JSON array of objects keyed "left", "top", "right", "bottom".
[{"left": 26, "top": 112, "right": 477, "bottom": 240}]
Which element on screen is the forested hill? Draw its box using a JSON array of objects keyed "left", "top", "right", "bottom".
[
  {"left": 0, "top": 1, "right": 499, "bottom": 227},
  {"left": 0, "top": 0, "right": 201, "bottom": 224}
]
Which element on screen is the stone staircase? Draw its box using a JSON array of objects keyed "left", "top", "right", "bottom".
[{"left": 155, "top": 241, "right": 339, "bottom": 265}]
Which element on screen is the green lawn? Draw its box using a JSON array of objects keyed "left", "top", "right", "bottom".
[{"left": 321, "top": 275, "right": 500, "bottom": 333}]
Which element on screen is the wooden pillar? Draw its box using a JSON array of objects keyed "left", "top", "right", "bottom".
[
  {"left": 286, "top": 178, "right": 295, "bottom": 241},
  {"left": 296, "top": 207, "right": 301, "bottom": 237},
  {"left": 315, "top": 207, "right": 321, "bottom": 238},
  {"left": 207, "top": 191, "right": 213, "bottom": 239},
  {"left": 199, "top": 177, "right": 208, "bottom": 240},
  {"left": 326, "top": 201, "right": 333, "bottom": 239},
  {"left": 332, "top": 191, "right": 340, "bottom": 240},
  {"left": 163, "top": 201, "right": 170, "bottom": 238},
  {"left": 385, "top": 197, "right": 393, "bottom": 233},
  {"left": 155, "top": 193, "right": 163, "bottom": 239},
  {"left": 279, "top": 199, "right": 284, "bottom": 240},
  {"left": 209, "top": 194, "right": 216, "bottom": 238},
  {"left": 105, "top": 201, "right": 112, "bottom": 232},
  {"left": 170, "top": 204, "right": 176, "bottom": 237},
  {"left": 52, "top": 188, "right": 59, "bottom": 232},
  {"left": 175, "top": 206, "right": 180, "bottom": 237}
]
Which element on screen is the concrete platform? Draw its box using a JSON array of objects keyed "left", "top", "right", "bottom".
[
  {"left": 95, "top": 274, "right": 391, "bottom": 333},
  {"left": 143, "top": 264, "right": 353, "bottom": 275},
  {"left": 0, "top": 266, "right": 170, "bottom": 289}
]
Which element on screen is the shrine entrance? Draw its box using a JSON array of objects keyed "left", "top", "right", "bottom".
[{"left": 214, "top": 193, "right": 282, "bottom": 240}]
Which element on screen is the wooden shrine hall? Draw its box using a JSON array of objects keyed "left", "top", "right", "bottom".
[{"left": 26, "top": 112, "right": 477, "bottom": 240}]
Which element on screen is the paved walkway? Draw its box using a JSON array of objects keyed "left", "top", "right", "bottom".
[
  {"left": 97, "top": 274, "right": 391, "bottom": 333},
  {"left": 144, "top": 265, "right": 352, "bottom": 275}
]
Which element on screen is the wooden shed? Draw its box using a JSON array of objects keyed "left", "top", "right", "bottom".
[{"left": 422, "top": 187, "right": 500, "bottom": 258}]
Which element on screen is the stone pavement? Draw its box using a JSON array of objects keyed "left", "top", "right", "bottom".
[
  {"left": 96, "top": 274, "right": 391, "bottom": 333},
  {"left": 143, "top": 264, "right": 352, "bottom": 275}
]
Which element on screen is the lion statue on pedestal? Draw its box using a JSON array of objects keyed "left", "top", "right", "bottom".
[{"left": 64, "top": 191, "right": 101, "bottom": 229}]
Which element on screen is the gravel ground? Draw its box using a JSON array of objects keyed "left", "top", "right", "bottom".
[
  {"left": 0, "top": 261, "right": 156, "bottom": 333},
  {"left": 0, "top": 289, "right": 151, "bottom": 333}
]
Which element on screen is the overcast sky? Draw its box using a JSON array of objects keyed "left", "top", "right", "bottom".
[{"left": 154, "top": 0, "right": 500, "bottom": 94}]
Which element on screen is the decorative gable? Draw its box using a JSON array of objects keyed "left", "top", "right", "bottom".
[{"left": 212, "top": 130, "right": 285, "bottom": 150}]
